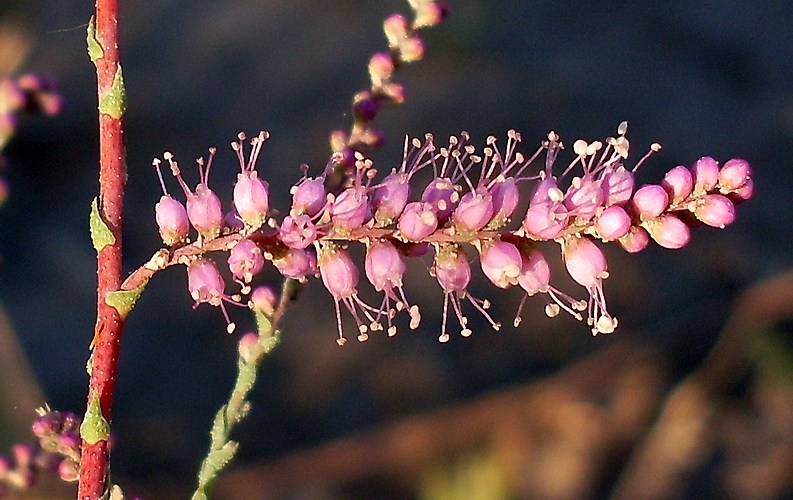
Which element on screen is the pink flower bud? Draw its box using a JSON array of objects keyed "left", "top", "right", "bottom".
[
  {"left": 595, "top": 205, "right": 631, "bottom": 241},
  {"left": 368, "top": 52, "right": 394, "bottom": 88},
  {"left": 279, "top": 214, "right": 318, "bottom": 249},
  {"left": 631, "top": 184, "right": 669, "bottom": 220},
  {"left": 728, "top": 178, "right": 754, "bottom": 204},
  {"left": 488, "top": 176, "right": 519, "bottom": 228},
  {"left": 250, "top": 286, "right": 277, "bottom": 316},
  {"left": 238, "top": 332, "right": 260, "bottom": 364},
  {"left": 58, "top": 459, "right": 80, "bottom": 483},
  {"left": 372, "top": 171, "right": 410, "bottom": 226},
  {"left": 290, "top": 176, "right": 327, "bottom": 217},
  {"left": 187, "top": 184, "right": 224, "bottom": 239},
  {"left": 523, "top": 202, "right": 569, "bottom": 240},
  {"left": 517, "top": 247, "right": 551, "bottom": 295},
  {"left": 330, "top": 187, "right": 370, "bottom": 233},
  {"left": 155, "top": 196, "right": 189, "bottom": 246},
  {"left": 600, "top": 167, "right": 634, "bottom": 206},
  {"left": 618, "top": 225, "right": 650, "bottom": 253},
  {"left": 691, "top": 156, "right": 719, "bottom": 193},
  {"left": 319, "top": 245, "right": 359, "bottom": 300},
  {"left": 399, "top": 37, "right": 425, "bottom": 63},
  {"left": 228, "top": 239, "right": 265, "bottom": 285},
  {"left": 187, "top": 257, "right": 237, "bottom": 333},
  {"left": 564, "top": 176, "right": 604, "bottom": 219},
  {"left": 421, "top": 177, "right": 460, "bottom": 223},
  {"left": 563, "top": 237, "right": 608, "bottom": 289},
  {"left": 694, "top": 194, "right": 736, "bottom": 228},
  {"left": 398, "top": 201, "right": 438, "bottom": 241},
  {"left": 383, "top": 14, "right": 409, "bottom": 48},
  {"left": 718, "top": 158, "right": 752, "bottom": 192},
  {"left": 365, "top": 239, "right": 406, "bottom": 292},
  {"left": 661, "top": 165, "right": 694, "bottom": 204},
  {"left": 272, "top": 247, "right": 317, "bottom": 281},
  {"left": 233, "top": 172, "right": 269, "bottom": 229},
  {"left": 645, "top": 214, "right": 690, "bottom": 249},
  {"left": 452, "top": 189, "right": 494, "bottom": 234},
  {"left": 479, "top": 240, "right": 522, "bottom": 288},
  {"left": 434, "top": 244, "right": 471, "bottom": 293}
]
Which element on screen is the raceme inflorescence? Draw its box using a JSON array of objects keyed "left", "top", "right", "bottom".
[{"left": 151, "top": 124, "right": 753, "bottom": 344}]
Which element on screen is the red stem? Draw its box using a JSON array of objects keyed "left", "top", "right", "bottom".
[{"left": 77, "top": 0, "right": 125, "bottom": 499}]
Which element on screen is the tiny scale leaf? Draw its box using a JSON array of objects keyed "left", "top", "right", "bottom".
[
  {"left": 90, "top": 197, "right": 116, "bottom": 252},
  {"left": 99, "top": 66, "right": 127, "bottom": 119},
  {"left": 86, "top": 16, "right": 103, "bottom": 65},
  {"left": 105, "top": 280, "right": 148, "bottom": 319},
  {"left": 80, "top": 392, "right": 110, "bottom": 445}
]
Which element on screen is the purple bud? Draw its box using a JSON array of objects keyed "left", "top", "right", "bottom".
[
  {"left": 692, "top": 156, "right": 720, "bottom": 193},
  {"left": 57, "top": 431, "right": 81, "bottom": 455},
  {"left": 155, "top": 195, "right": 189, "bottom": 246},
  {"left": 399, "top": 37, "right": 425, "bottom": 63},
  {"left": 233, "top": 172, "right": 269, "bottom": 229},
  {"left": 398, "top": 201, "right": 438, "bottom": 241},
  {"left": 479, "top": 240, "right": 522, "bottom": 289},
  {"left": 290, "top": 177, "right": 327, "bottom": 217},
  {"left": 32, "top": 412, "right": 62, "bottom": 439},
  {"left": 694, "top": 194, "right": 736, "bottom": 228},
  {"left": 279, "top": 214, "right": 318, "bottom": 249},
  {"left": 273, "top": 247, "right": 317, "bottom": 281},
  {"left": 330, "top": 187, "right": 370, "bottom": 233},
  {"left": 372, "top": 171, "right": 410, "bottom": 226},
  {"left": 228, "top": 239, "right": 265, "bottom": 285},
  {"left": 421, "top": 177, "right": 460, "bottom": 223},
  {"left": 718, "top": 158, "right": 752, "bottom": 193},
  {"left": 631, "top": 184, "right": 669, "bottom": 221},
  {"left": 187, "top": 184, "right": 224, "bottom": 239},
  {"left": 353, "top": 91, "right": 378, "bottom": 122},
  {"left": 595, "top": 205, "right": 631, "bottom": 241},
  {"left": 563, "top": 237, "right": 608, "bottom": 289},
  {"left": 618, "top": 226, "right": 650, "bottom": 253},
  {"left": 452, "top": 189, "right": 494, "bottom": 234},
  {"left": 661, "top": 165, "right": 694, "bottom": 205},
  {"left": 58, "top": 459, "right": 79, "bottom": 482},
  {"left": 645, "top": 214, "right": 690, "bottom": 249},
  {"left": 365, "top": 239, "right": 406, "bottom": 292}
]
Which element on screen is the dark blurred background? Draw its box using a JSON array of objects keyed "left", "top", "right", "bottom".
[{"left": 0, "top": 0, "right": 790, "bottom": 499}]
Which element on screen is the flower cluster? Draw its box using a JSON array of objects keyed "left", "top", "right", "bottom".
[
  {"left": 0, "top": 74, "right": 61, "bottom": 207},
  {"left": 0, "top": 408, "right": 82, "bottom": 495},
  {"left": 151, "top": 122, "right": 752, "bottom": 343}
]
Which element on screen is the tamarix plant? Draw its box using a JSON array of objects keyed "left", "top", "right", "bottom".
[{"left": 0, "top": 0, "right": 754, "bottom": 499}]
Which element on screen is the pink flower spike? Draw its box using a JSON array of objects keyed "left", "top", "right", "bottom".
[
  {"left": 227, "top": 239, "right": 265, "bottom": 288},
  {"left": 398, "top": 201, "right": 438, "bottom": 241},
  {"left": 618, "top": 226, "right": 650, "bottom": 253},
  {"left": 694, "top": 194, "right": 736, "bottom": 228},
  {"left": 661, "top": 165, "right": 694, "bottom": 204},
  {"left": 562, "top": 237, "right": 616, "bottom": 335},
  {"left": 187, "top": 258, "right": 239, "bottom": 333},
  {"left": 691, "top": 156, "right": 720, "bottom": 194},
  {"left": 631, "top": 184, "right": 669, "bottom": 221},
  {"left": 249, "top": 286, "right": 277, "bottom": 316},
  {"left": 644, "top": 214, "right": 690, "bottom": 249},
  {"left": 718, "top": 158, "right": 752, "bottom": 193},
  {"left": 594, "top": 205, "right": 631, "bottom": 241},
  {"left": 479, "top": 239, "right": 521, "bottom": 289}
]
